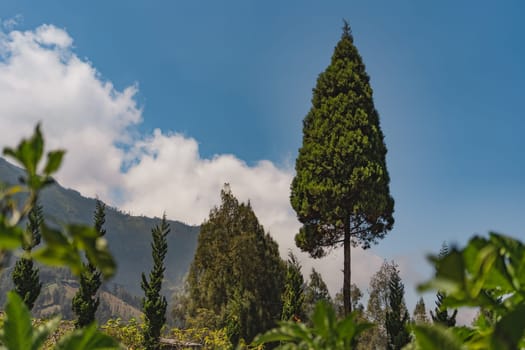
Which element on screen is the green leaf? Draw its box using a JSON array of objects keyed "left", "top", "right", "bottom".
[
  {"left": 411, "top": 324, "right": 465, "bottom": 350},
  {"left": 1, "top": 291, "right": 33, "bottom": 350},
  {"left": 43, "top": 150, "right": 65, "bottom": 176},
  {"left": 491, "top": 303, "right": 525, "bottom": 350},
  {"left": 55, "top": 323, "right": 122, "bottom": 350},
  {"left": 0, "top": 222, "right": 24, "bottom": 249}
]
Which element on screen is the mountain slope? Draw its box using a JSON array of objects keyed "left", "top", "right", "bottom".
[{"left": 0, "top": 157, "right": 199, "bottom": 296}]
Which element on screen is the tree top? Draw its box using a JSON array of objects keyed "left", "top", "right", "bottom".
[{"left": 342, "top": 19, "right": 353, "bottom": 41}]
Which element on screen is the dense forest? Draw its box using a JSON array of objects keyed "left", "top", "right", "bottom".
[{"left": 1, "top": 21, "right": 524, "bottom": 350}]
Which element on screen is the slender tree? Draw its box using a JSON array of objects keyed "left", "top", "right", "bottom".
[
  {"left": 363, "top": 260, "right": 398, "bottom": 349},
  {"left": 303, "top": 268, "right": 331, "bottom": 319},
  {"left": 385, "top": 266, "right": 410, "bottom": 350},
  {"left": 430, "top": 243, "right": 458, "bottom": 327},
  {"left": 413, "top": 297, "right": 429, "bottom": 324},
  {"left": 72, "top": 199, "right": 106, "bottom": 327},
  {"left": 290, "top": 20, "right": 394, "bottom": 316},
  {"left": 281, "top": 251, "right": 305, "bottom": 321},
  {"left": 12, "top": 202, "right": 43, "bottom": 310},
  {"left": 141, "top": 214, "right": 170, "bottom": 350},
  {"left": 188, "top": 185, "right": 285, "bottom": 343}
]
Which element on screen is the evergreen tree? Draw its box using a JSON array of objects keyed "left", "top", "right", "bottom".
[
  {"left": 281, "top": 251, "right": 305, "bottom": 321},
  {"left": 303, "top": 268, "right": 331, "bottom": 318},
  {"left": 430, "top": 243, "right": 458, "bottom": 327},
  {"left": 141, "top": 214, "right": 170, "bottom": 350},
  {"left": 413, "top": 297, "right": 429, "bottom": 324},
  {"left": 362, "top": 260, "right": 398, "bottom": 349},
  {"left": 385, "top": 266, "right": 410, "bottom": 350},
  {"left": 188, "top": 185, "right": 285, "bottom": 343},
  {"left": 12, "top": 202, "right": 43, "bottom": 310},
  {"left": 290, "top": 20, "right": 394, "bottom": 316},
  {"left": 72, "top": 199, "right": 106, "bottom": 327}
]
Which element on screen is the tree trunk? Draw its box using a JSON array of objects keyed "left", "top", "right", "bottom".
[{"left": 343, "top": 215, "right": 352, "bottom": 315}]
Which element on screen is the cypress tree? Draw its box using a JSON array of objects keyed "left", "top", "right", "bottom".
[
  {"left": 430, "top": 243, "right": 458, "bottom": 327},
  {"left": 12, "top": 202, "right": 43, "bottom": 310},
  {"left": 290, "top": 20, "right": 394, "bottom": 316},
  {"left": 385, "top": 266, "right": 410, "bottom": 350},
  {"left": 281, "top": 251, "right": 305, "bottom": 322},
  {"left": 141, "top": 213, "right": 170, "bottom": 350},
  {"left": 72, "top": 199, "right": 106, "bottom": 327},
  {"left": 188, "top": 185, "right": 285, "bottom": 343}
]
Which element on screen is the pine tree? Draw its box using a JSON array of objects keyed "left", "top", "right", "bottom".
[
  {"left": 281, "top": 251, "right": 305, "bottom": 321},
  {"left": 430, "top": 243, "right": 458, "bottom": 327},
  {"left": 188, "top": 185, "right": 285, "bottom": 343},
  {"left": 413, "top": 297, "right": 429, "bottom": 324},
  {"left": 12, "top": 202, "right": 43, "bottom": 310},
  {"left": 385, "top": 266, "right": 410, "bottom": 350},
  {"left": 141, "top": 214, "right": 170, "bottom": 350},
  {"left": 72, "top": 199, "right": 106, "bottom": 327},
  {"left": 290, "top": 20, "right": 394, "bottom": 316},
  {"left": 303, "top": 268, "right": 331, "bottom": 319}
]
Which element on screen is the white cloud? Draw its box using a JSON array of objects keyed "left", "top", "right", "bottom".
[
  {"left": 0, "top": 24, "right": 386, "bottom": 295},
  {"left": 0, "top": 24, "right": 141, "bottom": 199}
]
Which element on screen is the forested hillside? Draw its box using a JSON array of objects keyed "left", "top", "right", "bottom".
[{"left": 0, "top": 157, "right": 199, "bottom": 297}]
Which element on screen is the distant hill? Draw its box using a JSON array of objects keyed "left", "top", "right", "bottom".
[{"left": 0, "top": 157, "right": 200, "bottom": 298}]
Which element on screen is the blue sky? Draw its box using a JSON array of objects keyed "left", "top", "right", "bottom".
[{"left": 1, "top": 1, "right": 524, "bottom": 314}]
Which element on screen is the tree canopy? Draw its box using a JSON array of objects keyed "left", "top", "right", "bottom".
[
  {"left": 290, "top": 20, "right": 394, "bottom": 315},
  {"left": 187, "top": 185, "right": 285, "bottom": 343}
]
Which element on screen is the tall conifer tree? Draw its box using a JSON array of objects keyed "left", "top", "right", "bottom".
[
  {"left": 141, "top": 214, "right": 170, "bottom": 350},
  {"left": 12, "top": 202, "right": 43, "bottom": 310},
  {"left": 72, "top": 199, "right": 106, "bottom": 327},
  {"left": 290, "top": 20, "right": 394, "bottom": 316}
]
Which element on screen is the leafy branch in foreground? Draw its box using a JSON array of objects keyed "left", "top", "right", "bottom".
[
  {"left": 415, "top": 232, "right": 525, "bottom": 350},
  {"left": 0, "top": 124, "right": 120, "bottom": 350},
  {"left": 253, "top": 300, "right": 372, "bottom": 349}
]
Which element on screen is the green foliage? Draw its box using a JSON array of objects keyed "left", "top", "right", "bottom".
[
  {"left": 281, "top": 252, "right": 305, "bottom": 322},
  {"left": 385, "top": 266, "right": 410, "bottom": 350},
  {"left": 101, "top": 318, "right": 144, "bottom": 349},
  {"left": 0, "top": 291, "right": 59, "bottom": 350},
  {"left": 361, "top": 260, "right": 397, "bottom": 349},
  {"left": 12, "top": 257, "right": 41, "bottom": 311},
  {"left": 72, "top": 200, "right": 106, "bottom": 328},
  {"left": 254, "top": 300, "right": 372, "bottom": 349},
  {"left": 13, "top": 203, "right": 43, "bottom": 310},
  {"left": 188, "top": 186, "right": 285, "bottom": 344},
  {"left": 429, "top": 243, "right": 457, "bottom": 327},
  {"left": 54, "top": 323, "right": 121, "bottom": 350},
  {"left": 141, "top": 214, "right": 170, "bottom": 350},
  {"left": 0, "top": 125, "right": 120, "bottom": 350},
  {"left": 417, "top": 232, "right": 525, "bottom": 349},
  {"left": 290, "top": 20, "right": 394, "bottom": 315},
  {"left": 172, "top": 327, "right": 232, "bottom": 349}
]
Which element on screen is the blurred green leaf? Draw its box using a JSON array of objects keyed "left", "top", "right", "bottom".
[
  {"left": 55, "top": 323, "right": 122, "bottom": 350},
  {"left": 0, "top": 291, "right": 59, "bottom": 350},
  {"left": 492, "top": 303, "right": 525, "bottom": 350},
  {"left": 409, "top": 324, "right": 465, "bottom": 350},
  {"left": 44, "top": 150, "right": 65, "bottom": 176}
]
